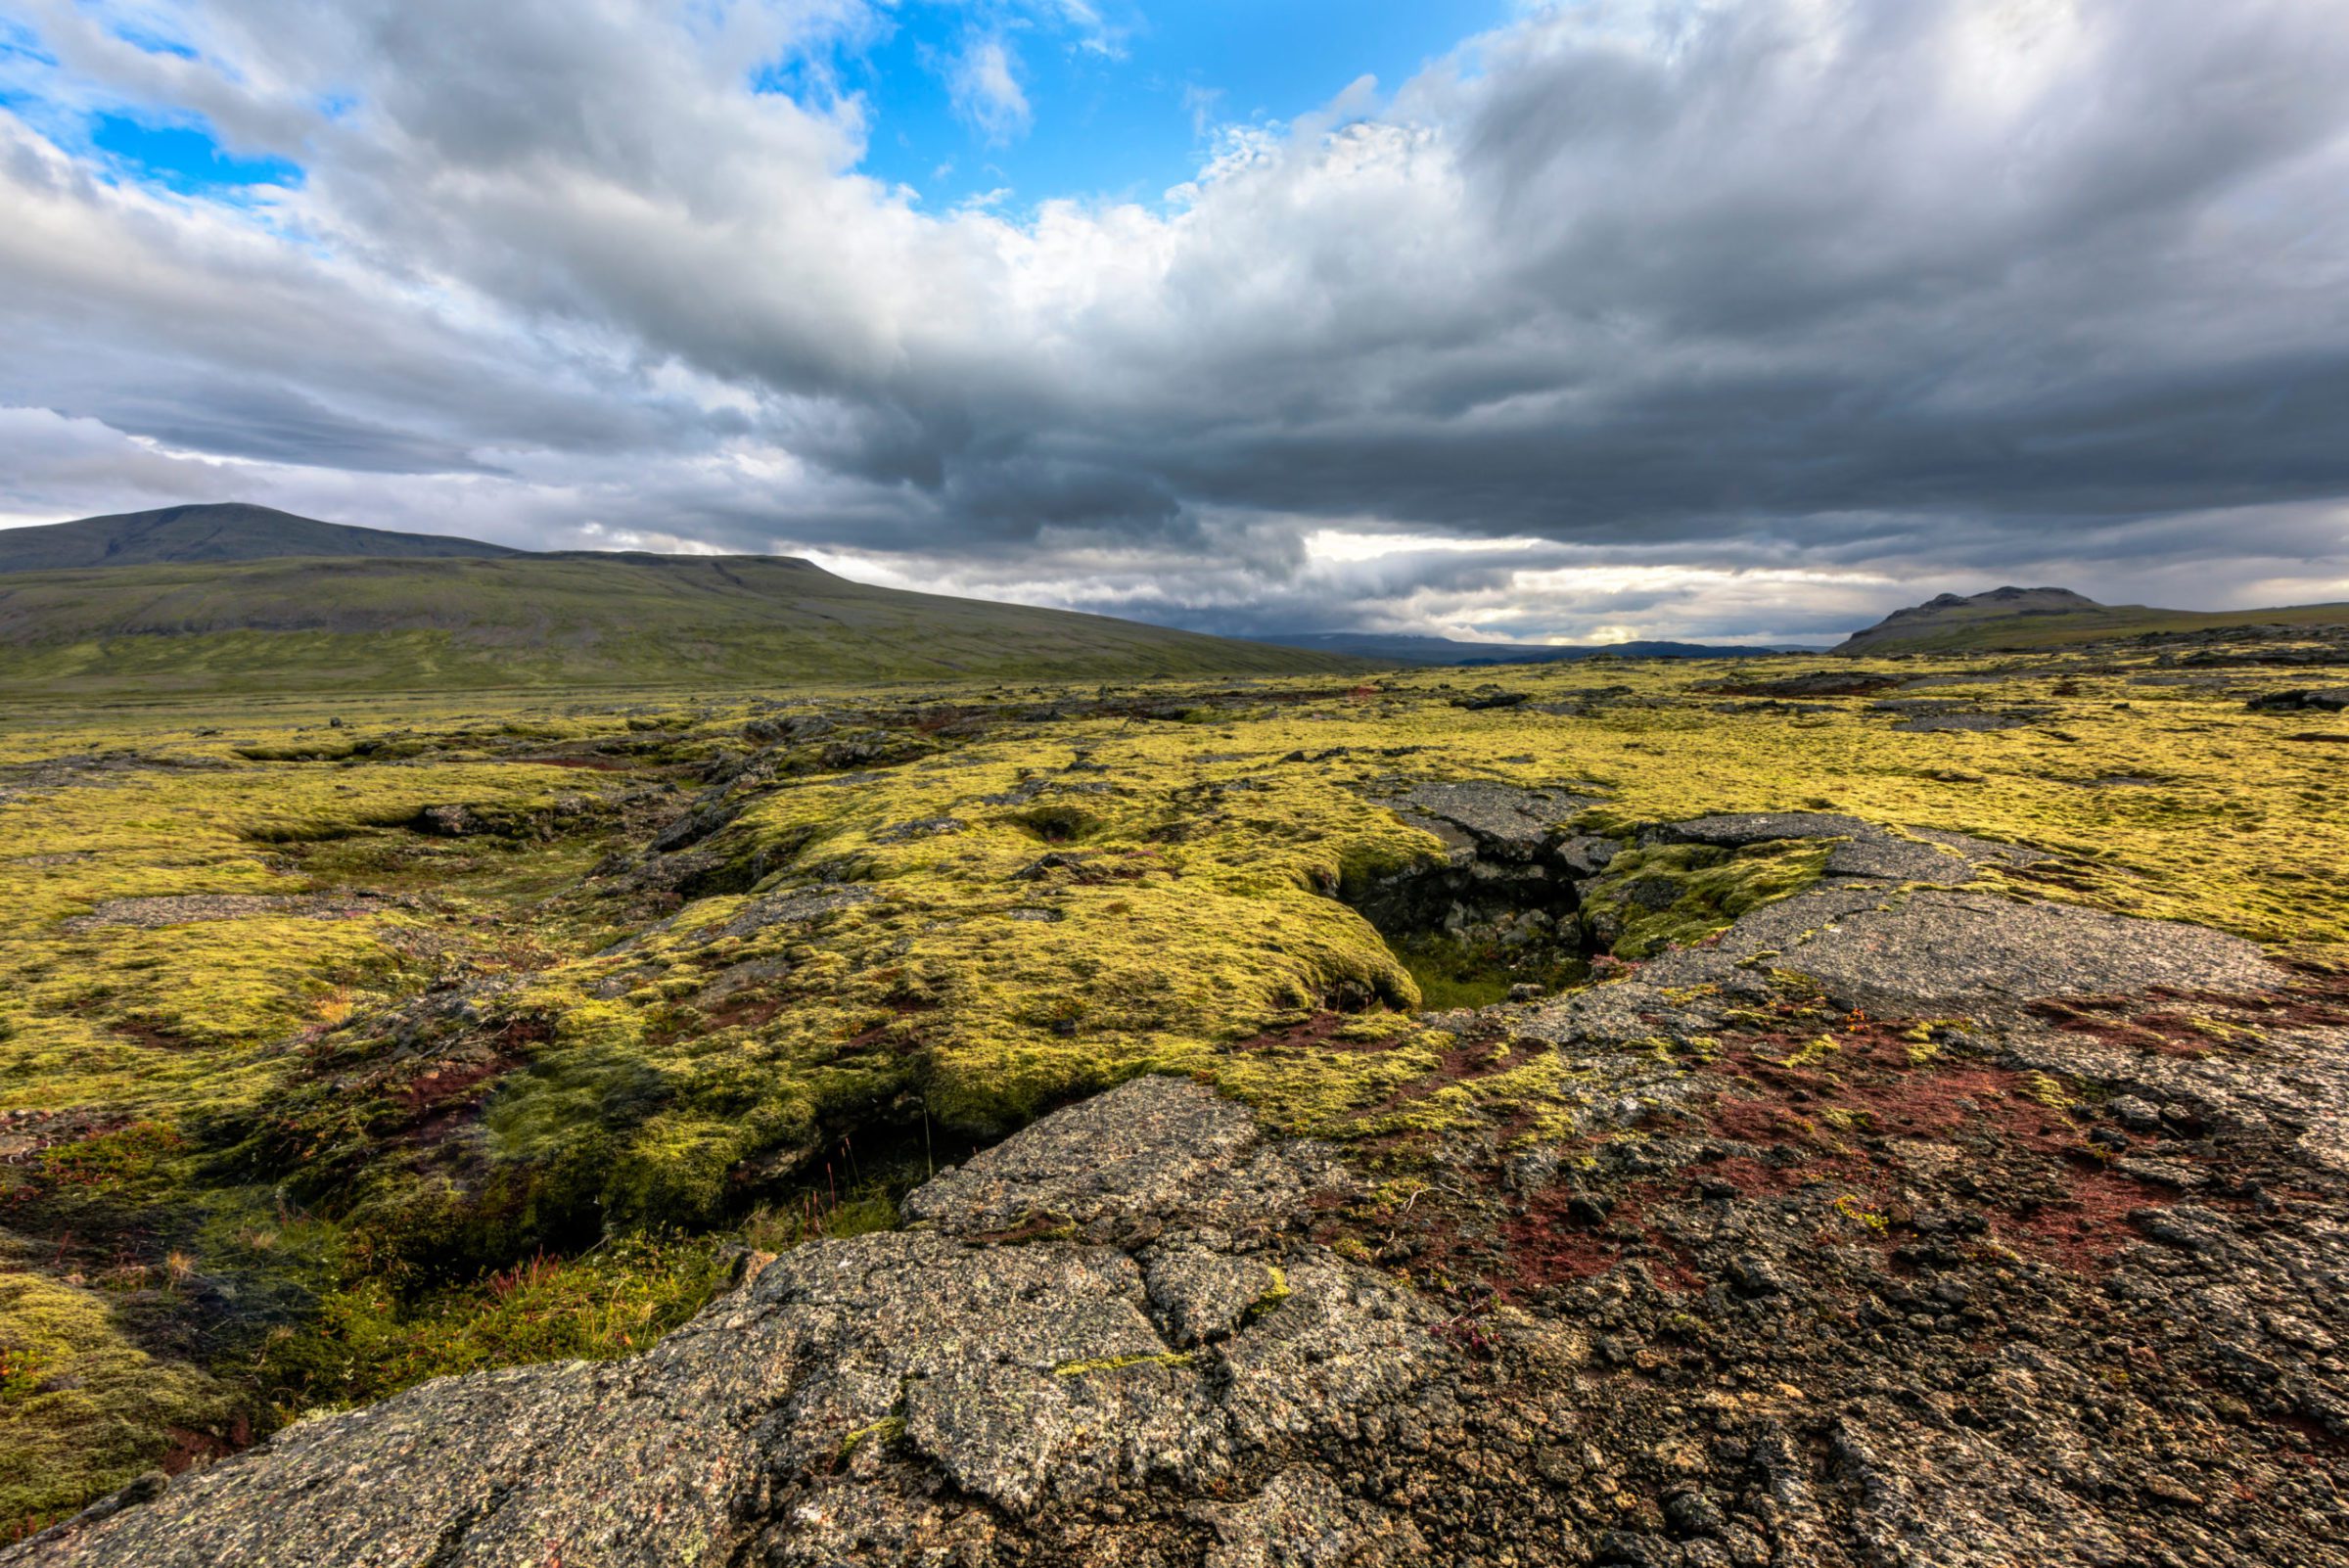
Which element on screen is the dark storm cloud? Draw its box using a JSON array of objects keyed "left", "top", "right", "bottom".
[
  {"left": 3, "top": 0, "right": 2348, "bottom": 641},
  {"left": 74, "top": 384, "right": 503, "bottom": 476}
]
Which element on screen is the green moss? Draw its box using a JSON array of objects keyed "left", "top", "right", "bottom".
[
  {"left": 744, "top": 1192, "right": 898, "bottom": 1254},
  {"left": 249, "top": 1233, "right": 729, "bottom": 1415},
  {"left": 0, "top": 1261, "right": 236, "bottom": 1526},
  {"left": 1241, "top": 1265, "right": 1293, "bottom": 1324},
  {"left": 35, "top": 1122, "right": 185, "bottom": 1194},
  {"left": 2016, "top": 1072, "right": 2080, "bottom": 1111},
  {"left": 1384, "top": 929, "right": 1585, "bottom": 1010},
  {"left": 836, "top": 1412, "right": 906, "bottom": 1458},
  {"left": 1052, "top": 1350, "right": 1197, "bottom": 1377},
  {"left": 1578, "top": 839, "right": 1834, "bottom": 959}
]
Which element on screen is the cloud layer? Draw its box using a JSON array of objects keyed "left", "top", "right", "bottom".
[{"left": 4, "top": 0, "right": 2348, "bottom": 643}]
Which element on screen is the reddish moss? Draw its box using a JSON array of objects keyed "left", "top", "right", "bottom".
[
  {"left": 2004, "top": 1167, "right": 2179, "bottom": 1269},
  {"left": 1498, "top": 1179, "right": 1704, "bottom": 1296}
]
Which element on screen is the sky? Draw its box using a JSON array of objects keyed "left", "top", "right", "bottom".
[{"left": 2, "top": 1, "right": 2348, "bottom": 647}]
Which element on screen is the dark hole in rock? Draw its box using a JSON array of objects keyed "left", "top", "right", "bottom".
[
  {"left": 1342, "top": 786, "right": 1606, "bottom": 1009},
  {"left": 1001, "top": 805, "right": 1100, "bottom": 845}
]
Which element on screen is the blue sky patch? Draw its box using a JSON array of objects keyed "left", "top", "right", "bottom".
[
  {"left": 106, "top": 20, "right": 199, "bottom": 61},
  {"left": 830, "top": 0, "right": 1508, "bottom": 208},
  {"left": 88, "top": 112, "right": 301, "bottom": 194}
]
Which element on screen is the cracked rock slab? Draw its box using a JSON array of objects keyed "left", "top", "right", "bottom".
[
  {"left": 1373, "top": 781, "right": 1596, "bottom": 861},
  {"left": 1529, "top": 880, "right": 2280, "bottom": 1047},
  {"left": 903, "top": 1075, "right": 1344, "bottom": 1237},
  {"left": 1204, "top": 1467, "right": 1426, "bottom": 1568},
  {"left": 1654, "top": 811, "right": 2039, "bottom": 885}
]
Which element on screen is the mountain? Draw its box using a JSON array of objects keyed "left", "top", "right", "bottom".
[
  {"left": 1258, "top": 632, "right": 1801, "bottom": 665},
  {"left": 1835, "top": 585, "right": 2349, "bottom": 653},
  {"left": 0, "top": 503, "right": 523, "bottom": 574},
  {"left": 1833, "top": 586, "right": 2101, "bottom": 653},
  {"left": 0, "top": 553, "right": 1350, "bottom": 699}
]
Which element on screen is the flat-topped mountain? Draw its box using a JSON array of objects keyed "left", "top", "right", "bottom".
[{"left": 0, "top": 503, "right": 522, "bottom": 574}]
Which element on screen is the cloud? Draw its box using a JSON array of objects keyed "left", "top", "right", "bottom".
[
  {"left": 2, "top": 0, "right": 2348, "bottom": 644},
  {"left": 1047, "top": 0, "right": 1127, "bottom": 61},
  {"left": 949, "top": 33, "right": 1032, "bottom": 145},
  {"left": 1179, "top": 82, "right": 1221, "bottom": 139}
]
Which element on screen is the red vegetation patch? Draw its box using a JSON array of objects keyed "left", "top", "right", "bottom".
[
  {"left": 1690, "top": 1152, "right": 1805, "bottom": 1198},
  {"left": 2027, "top": 998, "right": 2225, "bottom": 1057},
  {"left": 515, "top": 755, "right": 636, "bottom": 771},
  {"left": 392, "top": 1018, "right": 549, "bottom": 1142},
  {"left": 1683, "top": 1002, "right": 2202, "bottom": 1273},
  {"left": 2004, "top": 1168, "right": 2179, "bottom": 1269},
  {"left": 1706, "top": 1096, "right": 1816, "bottom": 1149},
  {"left": 1498, "top": 1180, "right": 1703, "bottom": 1297},
  {"left": 104, "top": 1020, "right": 197, "bottom": 1052},
  {"left": 2027, "top": 970, "right": 2349, "bottom": 1049},
  {"left": 391, "top": 1058, "right": 513, "bottom": 1122},
  {"left": 1231, "top": 1011, "right": 1408, "bottom": 1055},
  {"left": 160, "top": 1415, "right": 251, "bottom": 1476},
  {"left": 2157, "top": 969, "right": 2349, "bottom": 1031},
  {"left": 703, "top": 992, "right": 788, "bottom": 1032}
]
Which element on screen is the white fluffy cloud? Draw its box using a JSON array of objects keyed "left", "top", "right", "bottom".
[{"left": 4, "top": 0, "right": 2348, "bottom": 643}]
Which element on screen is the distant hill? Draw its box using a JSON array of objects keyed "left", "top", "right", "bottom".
[
  {"left": 0, "top": 553, "right": 1351, "bottom": 699},
  {"left": 1259, "top": 631, "right": 1800, "bottom": 665},
  {"left": 0, "top": 503, "right": 523, "bottom": 574},
  {"left": 1835, "top": 585, "right": 2349, "bottom": 653},
  {"left": 1834, "top": 586, "right": 2102, "bottom": 653}
]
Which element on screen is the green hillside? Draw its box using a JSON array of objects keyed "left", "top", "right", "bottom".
[
  {"left": 1836, "top": 585, "right": 2349, "bottom": 653},
  {"left": 0, "top": 553, "right": 1349, "bottom": 698},
  {"left": 0, "top": 503, "right": 521, "bottom": 574}
]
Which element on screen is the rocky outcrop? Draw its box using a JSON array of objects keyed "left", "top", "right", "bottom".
[
  {"left": 2245, "top": 687, "right": 2349, "bottom": 713},
  {"left": 1533, "top": 810, "right": 2268, "bottom": 1031}
]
